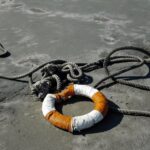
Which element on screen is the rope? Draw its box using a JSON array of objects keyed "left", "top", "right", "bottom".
[
  {"left": 52, "top": 74, "right": 61, "bottom": 90},
  {"left": 1, "top": 45, "right": 150, "bottom": 117},
  {"left": 0, "top": 60, "right": 66, "bottom": 80},
  {"left": 0, "top": 43, "right": 9, "bottom": 57},
  {"left": 61, "top": 62, "right": 83, "bottom": 81},
  {"left": 30, "top": 76, "right": 56, "bottom": 99},
  {"left": 102, "top": 46, "right": 150, "bottom": 90},
  {"left": 94, "top": 55, "right": 145, "bottom": 88},
  {"left": 111, "top": 108, "right": 150, "bottom": 117}
]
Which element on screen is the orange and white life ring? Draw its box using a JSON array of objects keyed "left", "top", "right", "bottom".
[{"left": 42, "top": 84, "right": 108, "bottom": 132}]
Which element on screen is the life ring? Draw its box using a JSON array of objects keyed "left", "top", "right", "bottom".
[{"left": 42, "top": 84, "right": 108, "bottom": 132}]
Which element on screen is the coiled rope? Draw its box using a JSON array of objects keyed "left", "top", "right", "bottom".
[
  {"left": 103, "top": 46, "right": 150, "bottom": 90},
  {"left": 0, "top": 44, "right": 150, "bottom": 117}
]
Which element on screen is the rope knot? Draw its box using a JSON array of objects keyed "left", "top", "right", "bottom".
[{"left": 61, "top": 62, "right": 83, "bottom": 82}]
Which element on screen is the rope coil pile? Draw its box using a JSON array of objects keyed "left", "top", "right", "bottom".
[{"left": 0, "top": 44, "right": 150, "bottom": 117}]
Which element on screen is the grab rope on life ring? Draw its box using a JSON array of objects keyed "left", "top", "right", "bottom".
[{"left": 42, "top": 84, "right": 108, "bottom": 132}]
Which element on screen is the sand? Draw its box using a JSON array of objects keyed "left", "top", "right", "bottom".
[{"left": 0, "top": 0, "right": 150, "bottom": 150}]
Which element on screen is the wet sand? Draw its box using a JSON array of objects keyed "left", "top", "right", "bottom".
[{"left": 0, "top": 0, "right": 150, "bottom": 150}]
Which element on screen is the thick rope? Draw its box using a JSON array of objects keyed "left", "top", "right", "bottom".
[
  {"left": 61, "top": 62, "right": 83, "bottom": 81},
  {"left": 94, "top": 55, "right": 145, "bottom": 88},
  {"left": 111, "top": 108, "right": 150, "bottom": 117},
  {"left": 1, "top": 45, "right": 150, "bottom": 117},
  {"left": 103, "top": 46, "right": 150, "bottom": 90},
  {"left": 52, "top": 74, "right": 61, "bottom": 90},
  {"left": 0, "top": 60, "right": 66, "bottom": 80},
  {"left": 0, "top": 43, "right": 9, "bottom": 57}
]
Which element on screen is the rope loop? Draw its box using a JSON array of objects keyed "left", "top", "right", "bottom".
[{"left": 61, "top": 62, "right": 83, "bottom": 81}]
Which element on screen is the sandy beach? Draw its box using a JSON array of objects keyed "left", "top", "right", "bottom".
[{"left": 0, "top": 0, "right": 150, "bottom": 150}]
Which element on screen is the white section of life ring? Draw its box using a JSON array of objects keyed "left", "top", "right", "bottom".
[
  {"left": 72, "top": 110, "right": 103, "bottom": 131},
  {"left": 42, "top": 94, "right": 56, "bottom": 117},
  {"left": 74, "top": 84, "right": 98, "bottom": 98}
]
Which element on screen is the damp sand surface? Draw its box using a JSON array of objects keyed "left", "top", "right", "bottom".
[{"left": 0, "top": 0, "right": 150, "bottom": 150}]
